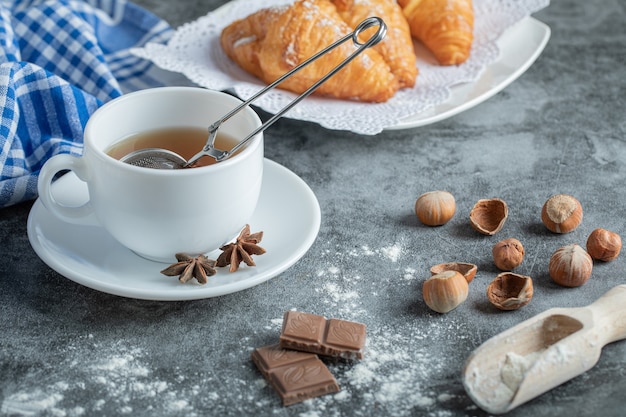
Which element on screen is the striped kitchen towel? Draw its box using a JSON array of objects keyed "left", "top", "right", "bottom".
[{"left": 0, "top": 0, "right": 172, "bottom": 208}]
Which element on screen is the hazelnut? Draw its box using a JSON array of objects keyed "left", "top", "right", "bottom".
[
  {"left": 549, "top": 244, "right": 593, "bottom": 287},
  {"left": 486, "top": 272, "right": 534, "bottom": 310},
  {"left": 469, "top": 198, "right": 508, "bottom": 235},
  {"left": 430, "top": 262, "right": 478, "bottom": 283},
  {"left": 422, "top": 270, "right": 469, "bottom": 313},
  {"left": 415, "top": 190, "right": 456, "bottom": 226},
  {"left": 586, "top": 228, "right": 622, "bottom": 261},
  {"left": 492, "top": 238, "right": 525, "bottom": 271},
  {"left": 541, "top": 194, "right": 583, "bottom": 233}
]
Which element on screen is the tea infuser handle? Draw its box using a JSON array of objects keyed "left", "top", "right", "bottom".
[{"left": 185, "top": 16, "right": 387, "bottom": 166}]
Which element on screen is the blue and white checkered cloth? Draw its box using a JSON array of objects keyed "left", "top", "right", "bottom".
[{"left": 0, "top": 0, "right": 172, "bottom": 208}]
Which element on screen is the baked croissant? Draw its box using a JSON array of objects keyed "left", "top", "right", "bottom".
[
  {"left": 397, "top": 0, "right": 474, "bottom": 65},
  {"left": 331, "top": 0, "right": 417, "bottom": 88},
  {"left": 220, "top": 0, "right": 400, "bottom": 103}
]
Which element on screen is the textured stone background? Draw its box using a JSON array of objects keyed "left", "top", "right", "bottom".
[{"left": 2, "top": 1, "right": 626, "bottom": 416}]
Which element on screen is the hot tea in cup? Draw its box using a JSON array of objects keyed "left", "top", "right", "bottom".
[
  {"left": 106, "top": 127, "right": 243, "bottom": 167},
  {"left": 37, "top": 87, "right": 264, "bottom": 262}
]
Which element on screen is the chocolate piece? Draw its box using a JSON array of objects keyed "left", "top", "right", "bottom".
[
  {"left": 251, "top": 344, "right": 340, "bottom": 406},
  {"left": 251, "top": 343, "right": 318, "bottom": 379},
  {"left": 279, "top": 311, "right": 366, "bottom": 359}
]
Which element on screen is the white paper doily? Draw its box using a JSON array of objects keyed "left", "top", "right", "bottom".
[{"left": 133, "top": 0, "right": 550, "bottom": 135}]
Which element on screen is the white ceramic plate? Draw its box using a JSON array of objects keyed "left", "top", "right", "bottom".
[
  {"left": 135, "top": 0, "right": 550, "bottom": 134},
  {"left": 389, "top": 17, "right": 551, "bottom": 129},
  {"left": 27, "top": 159, "right": 321, "bottom": 301}
]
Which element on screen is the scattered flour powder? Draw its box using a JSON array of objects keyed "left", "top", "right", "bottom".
[
  {"left": 3, "top": 242, "right": 471, "bottom": 416},
  {"left": 344, "top": 244, "right": 403, "bottom": 262},
  {"left": 1, "top": 338, "right": 197, "bottom": 417},
  {"left": 294, "top": 242, "right": 474, "bottom": 417}
]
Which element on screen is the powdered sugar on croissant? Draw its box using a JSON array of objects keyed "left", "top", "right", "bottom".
[
  {"left": 331, "top": 0, "right": 417, "bottom": 89},
  {"left": 220, "top": 0, "right": 401, "bottom": 103},
  {"left": 398, "top": 0, "right": 474, "bottom": 65}
]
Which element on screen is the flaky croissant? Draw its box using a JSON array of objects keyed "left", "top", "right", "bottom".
[
  {"left": 331, "top": 0, "right": 417, "bottom": 88},
  {"left": 397, "top": 0, "right": 474, "bottom": 66},
  {"left": 220, "top": 0, "right": 400, "bottom": 103}
]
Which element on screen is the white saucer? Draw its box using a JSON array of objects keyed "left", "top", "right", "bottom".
[{"left": 27, "top": 159, "right": 321, "bottom": 300}]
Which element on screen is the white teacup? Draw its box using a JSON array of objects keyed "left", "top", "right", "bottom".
[{"left": 37, "top": 87, "right": 264, "bottom": 263}]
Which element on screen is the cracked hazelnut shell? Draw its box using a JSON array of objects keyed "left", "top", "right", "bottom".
[
  {"left": 430, "top": 262, "right": 477, "bottom": 283},
  {"left": 486, "top": 272, "right": 534, "bottom": 311},
  {"left": 469, "top": 198, "right": 508, "bottom": 235}
]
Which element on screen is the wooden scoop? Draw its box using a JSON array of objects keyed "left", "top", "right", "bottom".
[{"left": 462, "top": 285, "right": 626, "bottom": 414}]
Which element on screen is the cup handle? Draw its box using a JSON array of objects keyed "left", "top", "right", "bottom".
[{"left": 37, "top": 153, "right": 98, "bottom": 226}]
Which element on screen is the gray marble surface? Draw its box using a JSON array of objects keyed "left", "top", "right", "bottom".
[{"left": 2, "top": 1, "right": 626, "bottom": 416}]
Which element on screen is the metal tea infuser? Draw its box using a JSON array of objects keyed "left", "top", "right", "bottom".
[{"left": 120, "top": 17, "right": 387, "bottom": 169}]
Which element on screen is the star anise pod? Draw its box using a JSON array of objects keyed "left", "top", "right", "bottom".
[
  {"left": 216, "top": 224, "right": 266, "bottom": 272},
  {"left": 160, "top": 253, "right": 217, "bottom": 284}
]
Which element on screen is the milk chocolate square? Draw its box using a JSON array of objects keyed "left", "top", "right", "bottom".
[
  {"left": 251, "top": 344, "right": 317, "bottom": 379},
  {"left": 251, "top": 344, "right": 339, "bottom": 406},
  {"left": 269, "top": 355, "right": 339, "bottom": 406},
  {"left": 279, "top": 311, "right": 366, "bottom": 359}
]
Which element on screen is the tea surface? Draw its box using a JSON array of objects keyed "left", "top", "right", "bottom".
[{"left": 107, "top": 127, "right": 240, "bottom": 167}]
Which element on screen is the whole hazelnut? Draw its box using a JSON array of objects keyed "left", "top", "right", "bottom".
[
  {"left": 492, "top": 238, "right": 525, "bottom": 271},
  {"left": 415, "top": 190, "right": 456, "bottom": 226},
  {"left": 549, "top": 244, "right": 593, "bottom": 287},
  {"left": 541, "top": 194, "right": 583, "bottom": 233},
  {"left": 586, "top": 228, "right": 622, "bottom": 262},
  {"left": 422, "top": 270, "right": 469, "bottom": 313},
  {"left": 469, "top": 198, "right": 508, "bottom": 235},
  {"left": 486, "top": 272, "right": 534, "bottom": 310}
]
